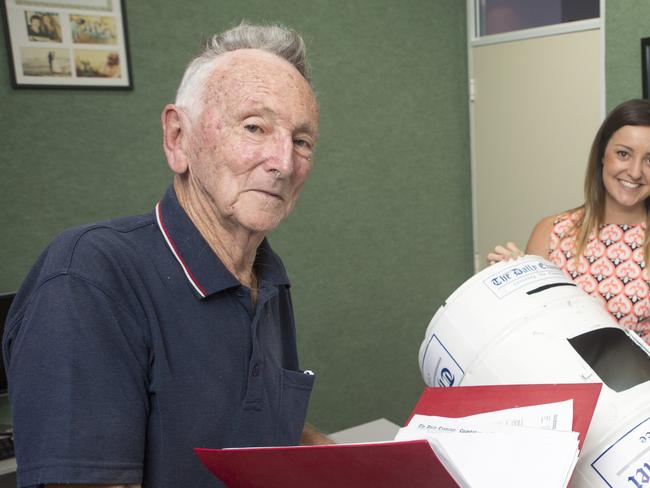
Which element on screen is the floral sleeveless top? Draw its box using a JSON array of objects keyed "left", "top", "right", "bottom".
[{"left": 548, "top": 209, "right": 650, "bottom": 343}]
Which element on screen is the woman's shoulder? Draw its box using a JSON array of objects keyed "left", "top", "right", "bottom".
[
  {"left": 525, "top": 207, "right": 583, "bottom": 256},
  {"left": 551, "top": 207, "right": 584, "bottom": 226},
  {"left": 530, "top": 208, "right": 579, "bottom": 235},
  {"left": 528, "top": 215, "right": 556, "bottom": 243}
]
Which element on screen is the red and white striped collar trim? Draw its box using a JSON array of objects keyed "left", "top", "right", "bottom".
[{"left": 155, "top": 202, "right": 208, "bottom": 298}]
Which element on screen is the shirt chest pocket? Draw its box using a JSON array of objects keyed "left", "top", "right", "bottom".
[{"left": 276, "top": 367, "right": 315, "bottom": 444}]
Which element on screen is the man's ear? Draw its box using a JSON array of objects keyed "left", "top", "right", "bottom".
[{"left": 162, "top": 104, "right": 192, "bottom": 175}]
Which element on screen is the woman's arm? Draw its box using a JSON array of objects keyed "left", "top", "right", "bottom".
[{"left": 525, "top": 215, "right": 555, "bottom": 258}]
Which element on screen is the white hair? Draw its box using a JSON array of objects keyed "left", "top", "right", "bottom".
[{"left": 174, "top": 22, "right": 311, "bottom": 121}]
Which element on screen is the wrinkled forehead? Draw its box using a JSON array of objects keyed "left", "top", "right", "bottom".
[{"left": 202, "top": 49, "right": 319, "bottom": 122}]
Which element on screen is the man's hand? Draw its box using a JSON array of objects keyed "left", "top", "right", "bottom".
[
  {"left": 486, "top": 241, "right": 524, "bottom": 265},
  {"left": 301, "top": 423, "right": 335, "bottom": 445}
]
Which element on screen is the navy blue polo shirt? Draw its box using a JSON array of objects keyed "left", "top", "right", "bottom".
[{"left": 4, "top": 186, "right": 315, "bottom": 488}]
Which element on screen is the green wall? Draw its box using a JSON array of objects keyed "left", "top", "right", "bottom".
[
  {"left": 606, "top": 0, "right": 650, "bottom": 110},
  {"left": 0, "top": 1, "right": 472, "bottom": 432}
]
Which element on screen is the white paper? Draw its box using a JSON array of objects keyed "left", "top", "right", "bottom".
[
  {"left": 430, "top": 430, "right": 578, "bottom": 488},
  {"left": 399, "top": 399, "right": 574, "bottom": 437},
  {"left": 395, "top": 400, "right": 579, "bottom": 488}
]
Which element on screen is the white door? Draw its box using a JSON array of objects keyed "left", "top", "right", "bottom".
[{"left": 471, "top": 21, "right": 603, "bottom": 270}]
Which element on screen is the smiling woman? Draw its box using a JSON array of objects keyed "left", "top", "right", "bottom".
[
  {"left": 488, "top": 99, "right": 650, "bottom": 343},
  {"left": 601, "top": 125, "right": 650, "bottom": 221}
]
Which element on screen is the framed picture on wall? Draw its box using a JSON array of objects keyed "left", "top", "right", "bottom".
[
  {"left": 643, "top": 37, "right": 650, "bottom": 99},
  {"left": 1, "top": 0, "right": 132, "bottom": 89}
]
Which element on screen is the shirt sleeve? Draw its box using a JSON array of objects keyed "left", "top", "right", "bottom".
[{"left": 5, "top": 273, "right": 149, "bottom": 487}]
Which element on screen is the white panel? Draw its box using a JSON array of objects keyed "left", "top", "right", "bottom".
[{"left": 472, "top": 28, "right": 602, "bottom": 269}]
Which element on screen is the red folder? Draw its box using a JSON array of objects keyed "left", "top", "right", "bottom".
[
  {"left": 195, "top": 383, "right": 602, "bottom": 487},
  {"left": 195, "top": 439, "right": 455, "bottom": 488},
  {"left": 408, "top": 382, "right": 602, "bottom": 450}
]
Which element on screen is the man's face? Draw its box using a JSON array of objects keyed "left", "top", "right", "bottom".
[{"left": 185, "top": 49, "right": 319, "bottom": 235}]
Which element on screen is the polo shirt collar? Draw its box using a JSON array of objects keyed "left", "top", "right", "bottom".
[{"left": 154, "top": 186, "right": 290, "bottom": 298}]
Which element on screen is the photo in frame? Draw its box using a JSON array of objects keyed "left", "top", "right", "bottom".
[
  {"left": 1, "top": 0, "right": 132, "bottom": 89},
  {"left": 643, "top": 37, "right": 650, "bottom": 99}
]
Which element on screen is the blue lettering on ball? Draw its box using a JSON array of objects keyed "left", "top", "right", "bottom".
[
  {"left": 627, "top": 462, "right": 650, "bottom": 487},
  {"left": 437, "top": 368, "right": 455, "bottom": 387}
]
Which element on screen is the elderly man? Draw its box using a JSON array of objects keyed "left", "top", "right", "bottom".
[{"left": 4, "top": 23, "right": 328, "bottom": 488}]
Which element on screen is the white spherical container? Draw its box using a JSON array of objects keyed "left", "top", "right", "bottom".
[{"left": 419, "top": 256, "right": 650, "bottom": 487}]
